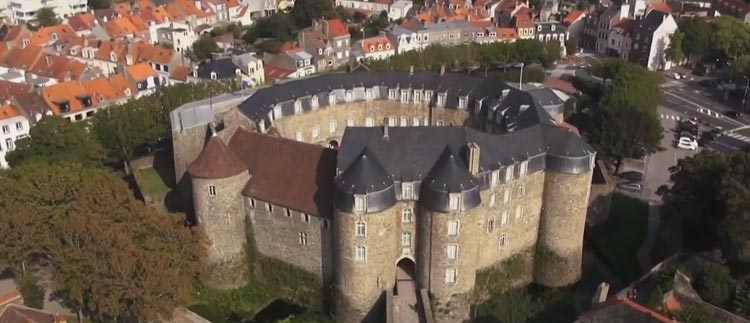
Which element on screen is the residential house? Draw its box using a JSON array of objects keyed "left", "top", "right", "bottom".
[
  {"left": 153, "top": 22, "right": 197, "bottom": 53},
  {"left": 199, "top": 0, "right": 231, "bottom": 21},
  {"left": 0, "top": 79, "right": 30, "bottom": 101},
  {"left": 10, "top": 0, "right": 87, "bottom": 26},
  {"left": 0, "top": 104, "right": 29, "bottom": 168},
  {"left": 385, "top": 23, "right": 427, "bottom": 54},
  {"left": 712, "top": 0, "right": 750, "bottom": 22},
  {"left": 41, "top": 80, "right": 102, "bottom": 121},
  {"left": 421, "top": 20, "right": 475, "bottom": 46},
  {"left": 0, "top": 25, "right": 31, "bottom": 49},
  {"left": 228, "top": 3, "right": 254, "bottom": 25},
  {"left": 82, "top": 75, "right": 133, "bottom": 105},
  {"left": 581, "top": 5, "right": 622, "bottom": 54},
  {"left": 474, "top": 26, "right": 519, "bottom": 43},
  {"left": 125, "top": 62, "right": 160, "bottom": 96},
  {"left": 563, "top": 9, "right": 587, "bottom": 40},
  {"left": 629, "top": 9, "right": 678, "bottom": 71},
  {"left": 389, "top": 0, "right": 414, "bottom": 20},
  {"left": 299, "top": 19, "right": 351, "bottom": 72},
  {"left": 513, "top": 7, "right": 536, "bottom": 39},
  {"left": 195, "top": 56, "right": 242, "bottom": 80},
  {"left": 607, "top": 18, "right": 635, "bottom": 59},
  {"left": 67, "top": 12, "right": 97, "bottom": 37},
  {"left": 336, "top": 0, "right": 392, "bottom": 16},
  {"left": 353, "top": 35, "right": 395, "bottom": 62},
  {"left": 263, "top": 48, "right": 315, "bottom": 79},
  {"left": 535, "top": 22, "right": 568, "bottom": 54},
  {"left": 233, "top": 52, "right": 264, "bottom": 87}
]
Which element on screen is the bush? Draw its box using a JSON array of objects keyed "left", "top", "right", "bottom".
[
  {"left": 18, "top": 275, "right": 45, "bottom": 309},
  {"left": 696, "top": 262, "right": 735, "bottom": 308}
]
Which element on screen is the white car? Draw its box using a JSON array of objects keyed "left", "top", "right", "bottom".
[{"left": 677, "top": 137, "right": 697, "bottom": 150}]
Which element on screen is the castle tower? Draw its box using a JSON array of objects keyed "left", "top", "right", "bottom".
[
  {"left": 534, "top": 137, "right": 595, "bottom": 287},
  {"left": 187, "top": 127, "right": 250, "bottom": 289},
  {"left": 417, "top": 146, "right": 482, "bottom": 323},
  {"left": 332, "top": 147, "right": 398, "bottom": 323}
]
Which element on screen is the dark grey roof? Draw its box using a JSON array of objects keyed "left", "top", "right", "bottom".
[
  {"left": 634, "top": 10, "right": 667, "bottom": 35},
  {"left": 529, "top": 88, "right": 564, "bottom": 107},
  {"left": 423, "top": 146, "right": 479, "bottom": 194},
  {"left": 196, "top": 57, "right": 239, "bottom": 79},
  {"left": 334, "top": 147, "right": 394, "bottom": 195}
]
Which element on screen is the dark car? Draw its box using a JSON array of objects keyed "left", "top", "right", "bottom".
[
  {"left": 726, "top": 110, "right": 742, "bottom": 119},
  {"left": 619, "top": 171, "right": 644, "bottom": 183}
]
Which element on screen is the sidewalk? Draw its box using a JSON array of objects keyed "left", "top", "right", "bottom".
[{"left": 636, "top": 204, "right": 662, "bottom": 273}]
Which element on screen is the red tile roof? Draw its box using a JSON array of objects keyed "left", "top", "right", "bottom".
[
  {"left": 42, "top": 81, "right": 100, "bottom": 115},
  {"left": 68, "top": 12, "right": 97, "bottom": 31},
  {"left": 126, "top": 62, "right": 158, "bottom": 81},
  {"left": 264, "top": 63, "right": 294, "bottom": 80},
  {"left": 650, "top": 2, "right": 672, "bottom": 14},
  {"left": 188, "top": 135, "right": 247, "bottom": 179},
  {"left": 514, "top": 7, "right": 534, "bottom": 29},
  {"left": 564, "top": 9, "right": 585, "bottom": 24},
  {"left": 614, "top": 18, "right": 636, "bottom": 32},
  {"left": 326, "top": 19, "right": 349, "bottom": 38},
  {"left": 361, "top": 36, "right": 393, "bottom": 53},
  {"left": 0, "top": 80, "right": 31, "bottom": 101},
  {"left": 0, "top": 104, "right": 20, "bottom": 120}
]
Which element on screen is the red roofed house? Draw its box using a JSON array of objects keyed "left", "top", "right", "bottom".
[
  {"left": 354, "top": 35, "right": 395, "bottom": 62},
  {"left": 564, "top": 9, "right": 587, "bottom": 39},
  {"left": 0, "top": 103, "right": 29, "bottom": 168},
  {"left": 514, "top": 7, "right": 535, "bottom": 39},
  {"left": 300, "top": 18, "right": 352, "bottom": 72}
]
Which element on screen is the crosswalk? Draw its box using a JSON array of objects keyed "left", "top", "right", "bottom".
[{"left": 726, "top": 132, "right": 750, "bottom": 144}]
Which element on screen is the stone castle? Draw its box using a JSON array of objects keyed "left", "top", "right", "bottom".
[{"left": 171, "top": 70, "right": 595, "bottom": 323}]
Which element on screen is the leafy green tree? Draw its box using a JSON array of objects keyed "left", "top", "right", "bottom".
[
  {"left": 242, "top": 13, "right": 297, "bottom": 44},
  {"left": 18, "top": 275, "right": 45, "bottom": 309},
  {"left": 711, "top": 16, "right": 750, "bottom": 58},
  {"left": 87, "top": 0, "right": 111, "bottom": 9},
  {"left": 6, "top": 116, "right": 106, "bottom": 168},
  {"left": 363, "top": 11, "right": 389, "bottom": 37},
  {"left": 476, "top": 288, "right": 544, "bottom": 323},
  {"left": 191, "top": 36, "right": 220, "bottom": 61},
  {"left": 674, "top": 306, "right": 716, "bottom": 323},
  {"left": 36, "top": 8, "right": 59, "bottom": 28},
  {"left": 590, "top": 58, "right": 624, "bottom": 86},
  {"left": 718, "top": 153, "right": 750, "bottom": 268},
  {"left": 733, "top": 279, "right": 750, "bottom": 316},
  {"left": 0, "top": 162, "right": 207, "bottom": 322},
  {"left": 679, "top": 17, "right": 710, "bottom": 65},
  {"left": 696, "top": 262, "right": 735, "bottom": 307},
  {"left": 731, "top": 54, "right": 750, "bottom": 79},
  {"left": 667, "top": 31, "right": 685, "bottom": 64},
  {"left": 291, "top": 0, "right": 335, "bottom": 27}
]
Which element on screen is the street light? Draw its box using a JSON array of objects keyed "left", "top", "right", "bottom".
[
  {"left": 519, "top": 62, "right": 525, "bottom": 86},
  {"left": 742, "top": 76, "right": 749, "bottom": 110}
]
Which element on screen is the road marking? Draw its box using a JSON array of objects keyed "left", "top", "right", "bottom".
[
  {"left": 727, "top": 132, "right": 750, "bottom": 143},
  {"left": 662, "top": 91, "right": 745, "bottom": 126}
]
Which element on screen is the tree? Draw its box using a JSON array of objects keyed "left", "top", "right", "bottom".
[
  {"left": 191, "top": 36, "right": 220, "bottom": 61},
  {"left": 710, "top": 16, "right": 750, "bottom": 58},
  {"left": 291, "top": 0, "right": 335, "bottom": 27},
  {"left": 36, "top": 8, "right": 59, "bottom": 28},
  {"left": 679, "top": 17, "right": 710, "bottom": 65},
  {"left": 565, "top": 38, "right": 579, "bottom": 56},
  {"left": 731, "top": 54, "right": 750, "bottom": 79},
  {"left": 733, "top": 279, "right": 750, "bottom": 316},
  {"left": 242, "top": 13, "right": 297, "bottom": 44},
  {"left": 0, "top": 162, "right": 206, "bottom": 322},
  {"left": 674, "top": 306, "right": 716, "bottom": 323},
  {"left": 696, "top": 262, "right": 735, "bottom": 307},
  {"left": 666, "top": 31, "right": 685, "bottom": 65},
  {"left": 87, "top": 0, "right": 111, "bottom": 10},
  {"left": 6, "top": 116, "right": 106, "bottom": 168},
  {"left": 590, "top": 58, "right": 624, "bottom": 86},
  {"left": 363, "top": 11, "right": 390, "bottom": 37}
]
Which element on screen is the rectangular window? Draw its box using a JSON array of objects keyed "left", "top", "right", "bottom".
[
  {"left": 412, "top": 117, "right": 420, "bottom": 126},
  {"left": 323, "top": 219, "right": 330, "bottom": 229},
  {"left": 515, "top": 205, "right": 523, "bottom": 220},
  {"left": 489, "top": 193, "right": 496, "bottom": 208},
  {"left": 505, "top": 165, "right": 514, "bottom": 182},
  {"left": 458, "top": 96, "right": 468, "bottom": 109},
  {"left": 519, "top": 160, "right": 528, "bottom": 177},
  {"left": 402, "top": 208, "right": 413, "bottom": 223},
  {"left": 311, "top": 126, "right": 320, "bottom": 139},
  {"left": 15, "top": 122, "right": 22, "bottom": 130},
  {"left": 366, "top": 117, "right": 374, "bottom": 127},
  {"left": 487, "top": 217, "right": 495, "bottom": 232},
  {"left": 388, "top": 116, "right": 397, "bottom": 127},
  {"left": 448, "top": 194, "right": 460, "bottom": 211},
  {"left": 1, "top": 125, "right": 8, "bottom": 134},
  {"left": 355, "top": 196, "right": 366, "bottom": 212},
  {"left": 355, "top": 221, "right": 366, "bottom": 236},
  {"left": 303, "top": 213, "right": 310, "bottom": 222},
  {"left": 414, "top": 91, "right": 421, "bottom": 103},
  {"left": 447, "top": 244, "right": 458, "bottom": 260},
  {"left": 356, "top": 246, "right": 367, "bottom": 262},
  {"left": 366, "top": 89, "right": 373, "bottom": 100},
  {"left": 424, "top": 90, "right": 433, "bottom": 103},
  {"left": 436, "top": 120, "right": 444, "bottom": 126},
  {"left": 208, "top": 185, "right": 217, "bottom": 196},
  {"left": 447, "top": 220, "right": 460, "bottom": 236},
  {"left": 389, "top": 89, "right": 397, "bottom": 100},
  {"left": 294, "top": 101, "right": 302, "bottom": 114},
  {"left": 402, "top": 183, "right": 414, "bottom": 199},
  {"left": 286, "top": 208, "right": 292, "bottom": 217},
  {"left": 400, "top": 117, "right": 408, "bottom": 127},
  {"left": 347, "top": 119, "right": 355, "bottom": 127},
  {"left": 329, "top": 120, "right": 337, "bottom": 133},
  {"left": 445, "top": 268, "right": 457, "bottom": 284},
  {"left": 499, "top": 234, "right": 508, "bottom": 248},
  {"left": 491, "top": 170, "right": 499, "bottom": 187},
  {"left": 503, "top": 188, "right": 511, "bottom": 203},
  {"left": 501, "top": 210, "right": 509, "bottom": 226},
  {"left": 267, "top": 203, "right": 273, "bottom": 213},
  {"left": 400, "top": 90, "right": 409, "bottom": 103},
  {"left": 250, "top": 198, "right": 256, "bottom": 208},
  {"left": 437, "top": 93, "right": 446, "bottom": 107},
  {"left": 401, "top": 232, "right": 412, "bottom": 247},
  {"left": 299, "top": 232, "right": 308, "bottom": 245},
  {"left": 517, "top": 184, "right": 526, "bottom": 199}
]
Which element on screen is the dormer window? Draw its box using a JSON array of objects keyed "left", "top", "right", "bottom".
[
  {"left": 124, "top": 88, "right": 132, "bottom": 96},
  {"left": 448, "top": 193, "right": 461, "bottom": 211},
  {"left": 437, "top": 92, "right": 447, "bottom": 107},
  {"left": 537, "top": 25, "right": 542, "bottom": 32},
  {"left": 345, "top": 90, "right": 353, "bottom": 102},
  {"left": 402, "top": 182, "right": 414, "bottom": 199},
  {"left": 377, "top": 44, "right": 383, "bottom": 51},
  {"left": 354, "top": 195, "right": 366, "bottom": 213},
  {"left": 110, "top": 52, "right": 117, "bottom": 62},
  {"left": 235, "top": 69, "right": 241, "bottom": 76},
  {"left": 424, "top": 90, "right": 433, "bottom": 103},
  {"left": 458, "top": 96, "right": 468, "bottom": 109},
  {"left": 318, "top": 48, "right": 323, "bottom": 55},
  {"left": 329, "top": 92, "right": 336, "bottom": 105},
  {"left": 273, "top": 105, "right": 282, "bottom": 119},
  {"left": 22, "top": 39, "right": 29, "bottom": 47},
  {"left": 551, "top": 25, "right": 556, "bottom": 31},
  {"left": 370, "top": 45, "right": 375, "bottom": 52},
  {"left": 294, "top": 100, "right": 302, "bottom": 114},
  {"left": 505, "top": 164, "right": 514, "bottom": 182},
  {"left": 365, "top": 88, "right": 373, "bottom": 100},
  {"left": 210, "top": 72, "right": 217, "bottom": 80},
  {"left": 489, "top": 32, "right": 496, "bottom": 37},
  {"left": 51, "top": 32, "right": 58, "bottom": 41},
  {"left": 477, "top": 32, "right": 484, "bottom": 37},
  {"left": 385, "top": 43, "right": 391, "bottom": 49},
  {"left": 388, "top": 88, "right": 397, "bottom": 100},
  {"left": 311, "top": 95, "right": 319, "bottom": 109},
  {"left": 413, "top": 90, "right": 421, "bottom": 103},
  {"left": 400, "top": 89, "right": 408, "bottom": 103}
]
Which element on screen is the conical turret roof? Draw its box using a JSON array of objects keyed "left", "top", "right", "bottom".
[
  {"left": 423, "top": 146, "right": 478, "bottom": 194},
  {"left": 187, "top": 135, "right": 247, "bottom": 179},
  {"left": 335, "top": 146, "right": 393, "bottom": 195}
]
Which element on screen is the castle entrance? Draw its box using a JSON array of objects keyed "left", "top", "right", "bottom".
[
  {"left": 393, "top": 258, "right": 422, "bottom": 323},
  {"left": 396, "top": 258, "right": 416, "bottom": 282}
]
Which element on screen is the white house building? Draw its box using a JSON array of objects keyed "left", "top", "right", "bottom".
[
  {"left": 10, "top": 0, "right": 88, "bottom": 25},
  {"left": 353, "top": 35, "right": 395, "bottom": 62},
  {"left": 0, "top": 104, "right": 29, "bottom": 168}
]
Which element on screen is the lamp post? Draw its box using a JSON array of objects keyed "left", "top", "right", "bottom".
[
  {"left": 742, "top": 76, "right": 749, "bottom": 110},
  {"left": 519, "top": 62, "right": 525, "bottom": 86}
]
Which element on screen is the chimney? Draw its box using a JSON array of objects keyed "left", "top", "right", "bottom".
[
  {"left": 409, "top": 65, "right": 414, "bottom": 76},
  {"left": 592, "top": 282, "right": 610, "bottom": 305},
  {"left": 440, "top": 64, "right": 446, "bottom": 75},
  {"left": 382, "top": 117, "right": 389, "bottom": 139},
  {"left": 467, "top": 142, "right": 480, "bottom": 176}
]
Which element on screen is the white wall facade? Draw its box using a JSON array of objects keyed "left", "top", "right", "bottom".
[
  {"left": 0, "top": 114, "right": 30, "bottom": 168},
  {"left": 646, "top": 15, "right": 678, "bottom": 71}
]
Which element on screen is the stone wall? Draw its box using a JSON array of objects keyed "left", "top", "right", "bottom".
[
  {"left": 587, "top": 160, "right": 614, "bottom": 227},
  {"left": 334, "top": 206, "right": 401, "bottom": 323},
  {"left": 248, "top": 198, "right": 334, "bottom": 286},
  {"left": 534, "top": 170, "right": 593, "bottom": 287},
  {"left": 173, "top": 126, "right": 209, "bottom": 184},
  {"left": 192, "top": 173, "right": 251, "bottom": 288},
  {"left": 271, "top": 100, "right": 471, "bottom": 146}
]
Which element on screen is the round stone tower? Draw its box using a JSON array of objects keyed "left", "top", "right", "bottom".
[
  {"left": 333, "top": 147, "right": 399, "bottom": 323},
  {"left": 187, "top": 131, "right": 250, "bottom": 289},
  {"left": 416, "top": 146, "right": 482, "bottom": 323},
  {"left": 534, "top": 152, "right": 594, "bottom": 287}
]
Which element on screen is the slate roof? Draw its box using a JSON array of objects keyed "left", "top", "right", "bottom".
[
  {"left": 423, "top": 146, "right": 479, "bottom": 194},
  {"left": 196, "top": 57, "right": 238, "bottom": 79},
  {"left": 334, "top": 147, "right": 394, "bottom": 195}
]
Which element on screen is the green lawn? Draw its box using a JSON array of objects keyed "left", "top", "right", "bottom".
[
  {"left": 135, "top": 167, "right": 172, "bottom": 196},
  {"left": 589, "top": 193, "right": 650, "bottom": 282},
  {"left": 189, "top": 285, "right": 273, "bottom": 323}
]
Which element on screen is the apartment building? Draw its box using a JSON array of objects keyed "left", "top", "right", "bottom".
[{"left": 10, "top": 0, "right": 88, "bottom": 26}]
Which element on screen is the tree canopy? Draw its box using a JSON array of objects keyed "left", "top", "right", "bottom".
[
  {"left": 87, "top": 0, "right": 111, "bottom": 10},
  {"left": 36, "top": 8, "right": 59, "bottom": 28},
  {"left": 678, "top": 17, "right": 710, "bottom": 65},
  {"left": 0, "top": 162, "right": 206, "bottom": 322},
  {"left": 710, "top": 16, "right": 750, "bottom": 59},
  {"left": 191, "top": 36, "right": 220, "bottom": 61},
  {"left": 667, "top": 31, "right": 685, "bottom": 64},
  {"left": 6, "top": 116, "right": 106, "bottom": 168}
]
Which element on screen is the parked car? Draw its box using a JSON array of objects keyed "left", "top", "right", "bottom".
[
  {"left": 617, "top": 181, "right": 642, "bottom": 193},
  {"left": 619, "top": 171, "right": 644, "bottom": 183},
  {"left": 680, "top": 131, "right": 698, "bottom": 140},
  {"left": 677, "top": 137, "right": 698, "bottom": 150}
]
